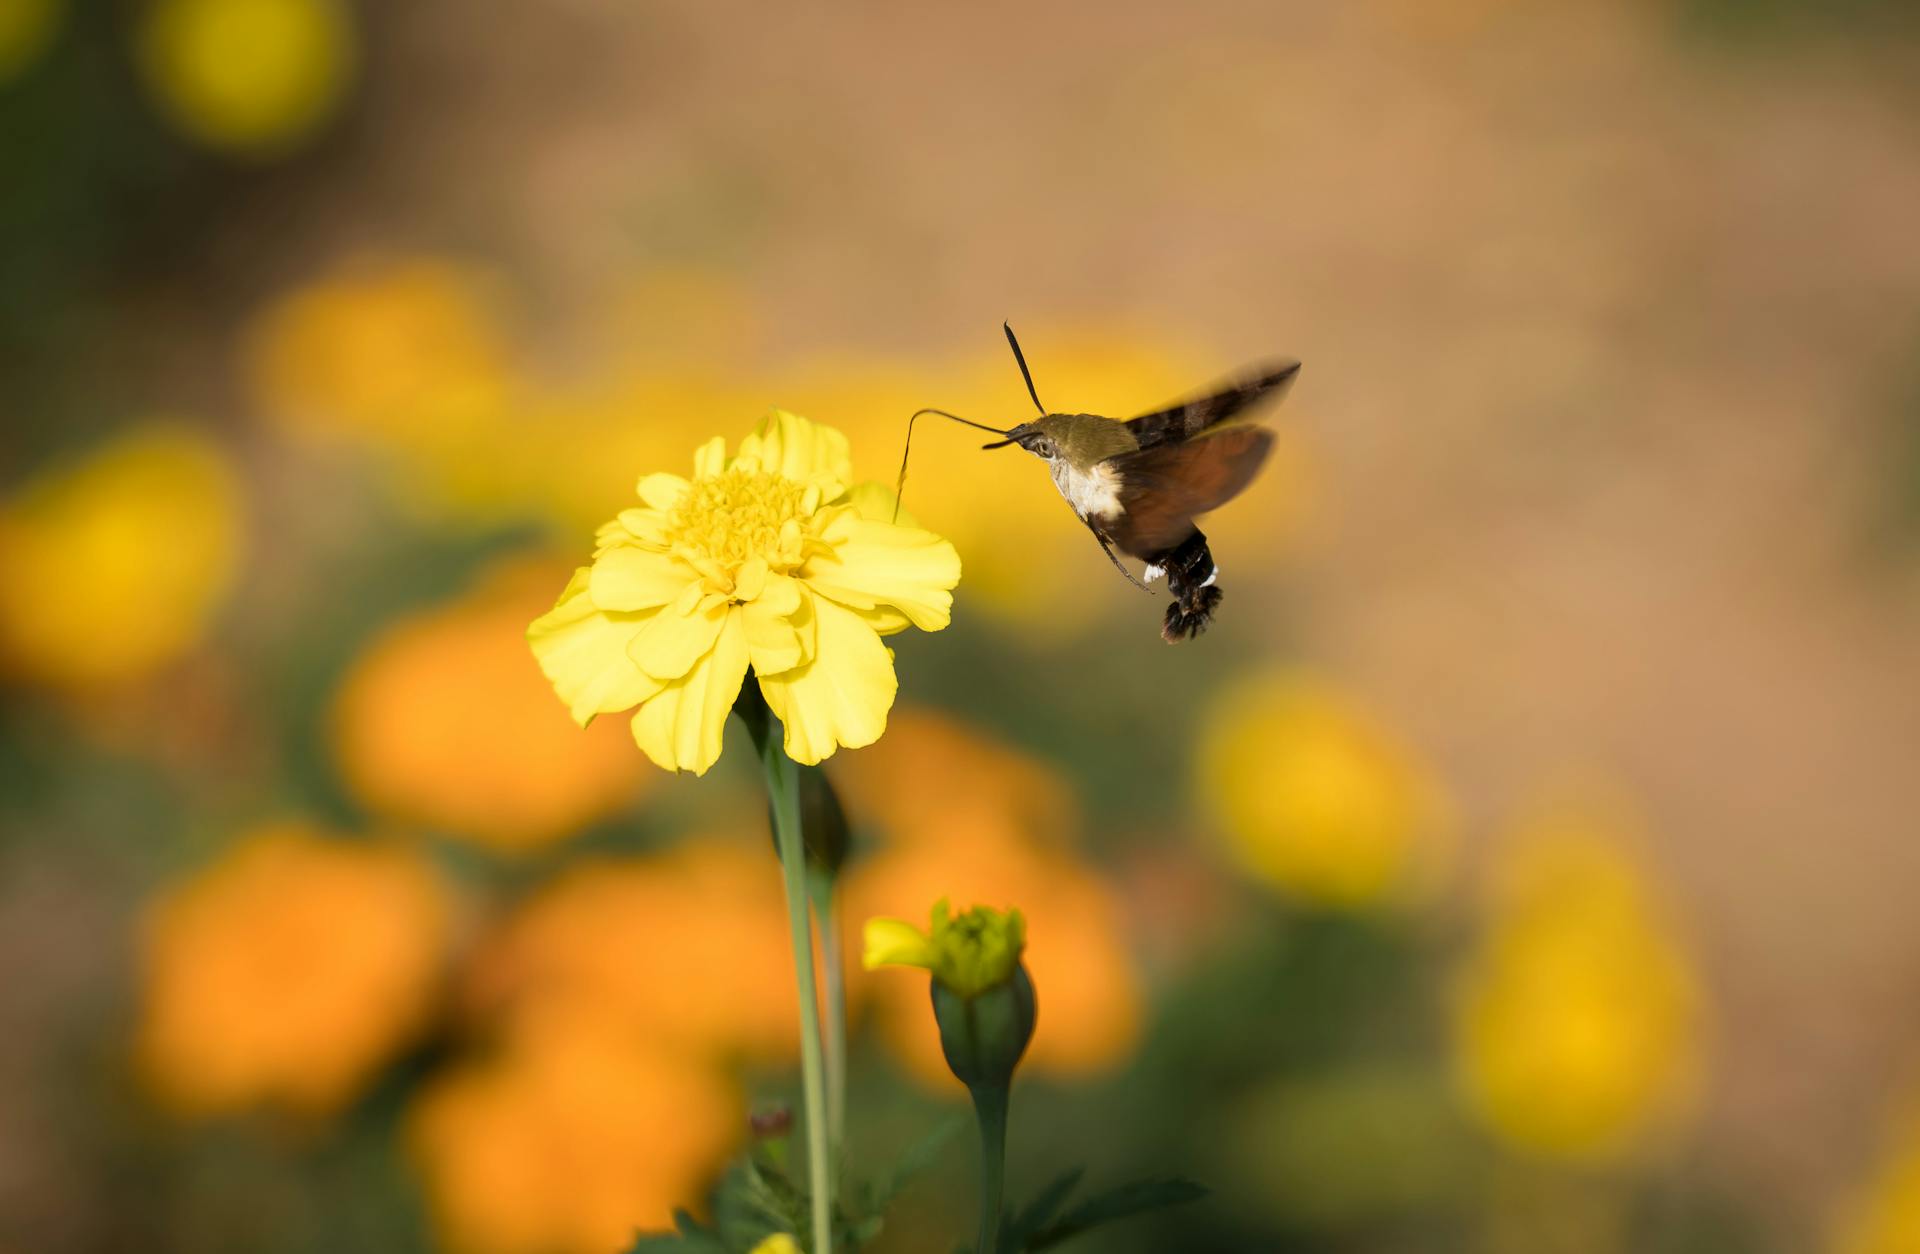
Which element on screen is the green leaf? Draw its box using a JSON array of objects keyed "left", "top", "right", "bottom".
[
  {"left": 1026, "top": 1178, "right": 1208, "bottom": 1250},
  {"left": 1000, "top": 1167, "right": 1085, "bottom": 1250},
  {"left": 868, "top": 1113, "right": 967, "bottom": 1211},
  {"left": 712, "top": 1159, "right": 805, "bottom": 1249},
  {"left": 622, "top": 1209, "right": 730, "bottom": 1253}
]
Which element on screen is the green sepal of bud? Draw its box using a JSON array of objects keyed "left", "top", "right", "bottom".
[{"left": 932, "top": 960, "right": 1037, "bottom": 1092}]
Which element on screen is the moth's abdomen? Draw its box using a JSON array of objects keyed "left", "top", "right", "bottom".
[{"left": 1155, "top": 530, "right": 1222, "bottom": 643}]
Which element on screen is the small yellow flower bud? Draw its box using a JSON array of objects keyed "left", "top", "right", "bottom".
[
  {"left": 863, "top": 900, "right": 1026, "bottom": 1000},
  {"left": 864, "top": 900, "right": 1037, "bottom": 1093}
]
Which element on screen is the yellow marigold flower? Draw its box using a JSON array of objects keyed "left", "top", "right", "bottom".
[
  {"left": 528, "top": 410, "right": 961, "bottom": 774},
  {"left": 137, "top": 0, "right": 354, "bottom": 156},
  {"left": 1198, "top": 668, "right": 1452, "bottom": 909},
  {"left": 864, "top": 900, "right": 1027, "bottom": 999},
  {"left": 409, "top": 1030, "right": 739, "bottom": 1254},
  {"left": 1836, "top": 1095, "right": 1920, "bottom": 1254},
  {"left": 1451, "top": 792, "right": 1703, "bottom": 1162},
  {"left": 136, "top": 823, "right": 452, "bottom": 1117},
  {"left": 0, "top": 0, "right": 61, "bottom": 82},
  {"left": 0, "top": 423, "right": 242, "bottom": 689},
  {"left": 464, "top": 839, "right": 818, "bottom": 1063},
  {"left": 332, "top": 558, "right": 651, "bottom": 854}
]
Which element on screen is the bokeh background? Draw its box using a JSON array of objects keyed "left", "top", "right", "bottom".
[{"left": 5, "top": 1, "right": 1920, "bottom": 1251}]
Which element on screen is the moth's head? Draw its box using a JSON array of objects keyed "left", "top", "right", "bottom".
[{"left": 981, "top": 419, "right": 1061, "bottom": 460}]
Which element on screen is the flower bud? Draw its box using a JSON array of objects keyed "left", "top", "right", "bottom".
[
  {"left": 932, "top": 961, "right": 1037, "bottom": 1091},
  {"left": 789, "top": 762, "right": 851, "bottom": 875},
  {"left": 737, "top": 687, "right": 852, "bottom": 875},
  {"left": 864, "top": 900, "right": 1037, "bottom": 1090}
]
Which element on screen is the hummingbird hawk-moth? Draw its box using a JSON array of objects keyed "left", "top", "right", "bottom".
[{"left": 897, "top": 324, "right": 1300, "bottom": 642}]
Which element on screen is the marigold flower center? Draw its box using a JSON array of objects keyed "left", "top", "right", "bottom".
[{"left": 669, "top": 468, "right": 813, "bottom": 574}]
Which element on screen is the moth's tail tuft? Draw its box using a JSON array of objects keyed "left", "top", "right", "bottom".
[
  {"left": 1156, "top": 530, "right": 1222, "bottom": 643},
  {"left": 1161, "top": 585, "right": 1222, "bottom": 643}
]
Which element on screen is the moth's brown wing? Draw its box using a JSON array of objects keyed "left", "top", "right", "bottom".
[
  {"left": 1124, "top": 361, "right": 1299, "bottom": 450},
  {"left": 1103, "top": 426, "right": 1275, "bottom": 558}
]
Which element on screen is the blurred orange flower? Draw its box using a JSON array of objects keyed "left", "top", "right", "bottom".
[
  {"left": 136, "top": 822, "right": 452, "bottom": 1117},
  {"left": 1452, "top": 790, "right": 1703, "bottom": 1162},
  {"left": 839, "top": 710, "right": 1140, "bottom": 1087},
  {"left": 1197, "top": 668, "right": 1452, "bottom": 909},
  {"left": 409, "top": 1026, "right": 739, "bottom": 1254},
  {"left": 138, "top": 0, "right": 355, "bottom": 156},
  {"left": 464, "top": 838, "right": 805, "bottom": 1063},
  {"left": 332, "top": 558, "right": 652, "bottom": 854},
  {"left": 0, "top": 422, "right": 242, "bottom": 690},
  {"left": 832, "top": 706, "right": 1076, "bottom": 850}
]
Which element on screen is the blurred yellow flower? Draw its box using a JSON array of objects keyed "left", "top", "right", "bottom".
[
  {"left": 0, "top": 0, "right": 60, "bottom": 82},
  {"left": 136, "top": 823, "right": 451, "bottom": 1117},
  {"left": 0, "top": 423, "right": 242, "bottom": 689},
  {"left": 748, "top": 1236, "right": 801, "bottom": 1254},
  {"left": 464, "top": 839, "right": 807, "bottom": 1063},
  {"left": 248, "top": 255, "right": 512, "bottom": 444},
  {"left": 528, "top": 410, "right": 961, "bottom": 774},
  {"left": 1836, "top": 1096, "right": 1920, "bottom": 1254},
  {"left": 332, "top": 557, "right": 652, "bottom": 854},
  {"left": 138, "top": 0, "right": 354, "bottom": 155},
  {"left": 1452, "top": 792, "right": 1703, "bottom": 1162},
  {"left": 1198, "top": 668, "right": 1452, "bottom": 909},
  {"left": 410, "top": 1029, "right": 738, "bottom": 1254}
]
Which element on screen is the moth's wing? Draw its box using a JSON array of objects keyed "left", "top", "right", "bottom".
[
  {"left": 1103, "top": 426, "right": 1275, "bottom": 558},
  {"left": 1124, "top": 361, "right": 1299, "bottom": 450}
]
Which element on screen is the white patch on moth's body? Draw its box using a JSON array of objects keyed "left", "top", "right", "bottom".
[
  {"left": 1201, "top": 565, "right": 1219, "bottom": 588},
  {"left": 1049, "top": 458, "right": 1124, "bottom": 523},
  {"left": 1142, "top": 563, "right": 1164, "bottom": 582}
]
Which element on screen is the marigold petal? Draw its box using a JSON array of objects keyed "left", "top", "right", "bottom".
[
  {"left": 691, "top": 435, "right": 727, "bottom": 478},
  {"left": 526, "top": 570, "right": 665, "bottom": 724},
  {"left": 806, "top": 515, "right": 961, "bottom": 631},
  {"left": 756, "top": 595, "right": 897, "bottom": 765},
  {"left": 862, "top": 917, "right": 936, "bottom": 973},
  {"left": 627, "top": 595, "right": 728, "bottom": 681},
  {"left": 845, "top": 480, "right": 919, "bottom": 528},
  {"left": 742, "top": 587, "right": 807, "bottom": 676},
  {"left": 635, "top": 472, "right": 690, "bottom": 511},
  {"left": 738, "top": 409, "right": 851, "bottom": 487},
  {"left": 630, "top": 610, "right": 748, "bottom": 774},
  {"left": 589, "top": 547, "right": 691, "bottom": 612},
  {"left": 610, "top": 508, "right": 673, "bottom": 550}
]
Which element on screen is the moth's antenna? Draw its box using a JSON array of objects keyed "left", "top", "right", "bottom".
[
  {"left": 894, "top": 407, "right": 1013, "bottom": 523},
  {"left": 1003, "top": 322, "right": 1045, "bottom": 415}
]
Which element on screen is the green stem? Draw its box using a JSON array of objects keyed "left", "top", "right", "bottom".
[
  {"left": 970, "top": 1083, "right": 1010, "bottom": 1254},
  {"left": 762, "top": 737, "right": 834, "bottom": 1254},
  {"left": 811, "top": 872, "right": 849, "bottom": 1178}
]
